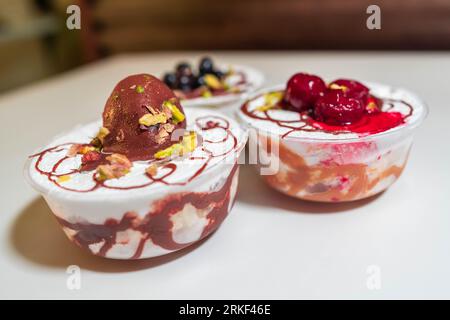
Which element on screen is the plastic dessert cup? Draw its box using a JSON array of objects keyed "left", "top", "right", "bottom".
[
  {"left": 238, "top": 83, "right": 427, "bottom": 202},
  {"left": 25, "top": 109, "right": 247, "bottom": 259}
]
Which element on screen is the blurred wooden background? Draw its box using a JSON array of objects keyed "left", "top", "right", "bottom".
[
  {"left": 86, "top": 0, "right": 450, "bottom": 57},
  {"left": 1, "top": 0, "right": 450, "bottom": 93}
]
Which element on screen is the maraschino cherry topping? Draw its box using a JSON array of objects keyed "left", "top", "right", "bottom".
[
  {"left": 242, "top": 73, "right": 411, "bottom": 136},
  {"left": 329, "top": 79, "right": 370, "bottom": 104},
  {"left": 314, "top": 90, "right": 365, "bottom": 125},
  {"left": 284, "top": 73, "right": 327, "bottom": 112},
  {"left": 277, "top": 72, "right": 406, "bottom": 131}
]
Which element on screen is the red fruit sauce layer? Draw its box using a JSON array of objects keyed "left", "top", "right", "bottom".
[
  {"left": 29, "top": 115, "right": 239, "bottom": 193},
  {"left": 241, "top": 91, "right": 414, "bottom": 138},
  {"left": 55, "top": 163, "right": 238, "bottom": 258}
]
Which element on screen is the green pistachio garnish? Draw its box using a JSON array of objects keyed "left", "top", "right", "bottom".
[
  {"left": 96, "top": 165, "right": 112, "bottom": 181},
  {"left": 256, "top": 92, "right": 284, "bottom": 112},
  {"left": 202, "top": 90, "right": 213, "bottom": 98},
  {"left": 136, "top": 85, "right": 145, "bottom": 93},
  {"left": 264, "top": 92, "right": 283, "bottom": 105},
  {"left": 96, "top": 153, "right": 132, "bottom": 181},
  {"left": 182, "top": 131, "right": 197, "bottom": 153},
  {"left": 96, "top": 126, "right": 110, "bottom": 144},
  {"left": 154, "top": 143, "right": 183, "bottom": 159},
  {"left": 96, "top": 165, "right": 130, "bottom": 181},
  {"left": 329, "top": 83, "right": 348, "bottom": 92},
  {"left": 255, "top": 105, "right": 274, "bottom": 112},
  {"left": 139, "top": 113, "right": 167, "bottom": 127},
  {"left": 154, "top": 132, "right": 197, "bottom": 159},
  {"left": 204, "top": 74, "right": 223, "bottom": 90},
  {"left": 163, "top": 100, "right": 185, "bottom": 124}
]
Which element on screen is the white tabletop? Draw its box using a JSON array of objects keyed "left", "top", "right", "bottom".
[{"left": 1, "top": 52, "right": 449, "bottom": 299}]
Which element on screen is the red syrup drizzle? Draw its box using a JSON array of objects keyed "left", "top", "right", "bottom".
[
  {"left": 29, "top": 115, "right": 240, "bottom": 193},
  {"left": 240, "top": 90, "right": 414, "bottom": 139},
  {"left": 54, "top": 163, "right": 239, "bottom": 258}
]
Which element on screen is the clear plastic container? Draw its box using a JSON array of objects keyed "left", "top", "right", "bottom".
[
  {"left": 239, "top": 83, "right": 428, "bottom": 202},
  {"left": 24, "top": 110, "right": 247, "bottom": 259}
]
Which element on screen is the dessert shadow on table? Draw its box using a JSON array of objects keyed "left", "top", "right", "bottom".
[
  {"left": 236, "top": 164, "right": 382, "bottom": 214},
  {"left": 9, "top": 197, "right": 212, "bottom": 272}
]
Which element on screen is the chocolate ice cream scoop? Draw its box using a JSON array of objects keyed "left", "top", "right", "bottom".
[{"left": 101, "top": 74, "right": 187, "bottom": 160}]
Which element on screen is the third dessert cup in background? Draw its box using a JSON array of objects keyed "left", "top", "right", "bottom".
[
  {"left": 162, "top": 57, "right": 264, "bottom": 108},
  {"left": 238, "top": 81, "right": 427, "bottom": 203}
]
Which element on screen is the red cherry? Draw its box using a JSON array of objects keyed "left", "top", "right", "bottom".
[
  {"left": 329, "top": 79, "right": 370, "bottom": 104},
  {"left": 284, "top": 73, "right": 327, "bottom": 112},
  {"left": 314, "top": 91, "right": 364, "bottom": 125}
]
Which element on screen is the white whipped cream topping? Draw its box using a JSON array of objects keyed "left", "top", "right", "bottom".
[{"left": 26, "top": 109, "right": 246, "bottom": 199}]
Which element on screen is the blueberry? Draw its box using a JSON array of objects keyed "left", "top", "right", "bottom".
[
  {"left": 191, "top": 75, "right": 201, "bottom": 89},
  {"left": 176, "top": 62, "right": 192, "bottom": 76},
  {"left": 179, "top": 75, "right": 195, "bottom": 92},
  {"left": 199, "top": 57, "right": 214, "bottom": 75},
  {"left": 196, "top": 75, "right": 206, "bottom": 87},
  {"left": 179, "top": 85, "right": 192, "bottom": 92},
  {"left": 163, "top": 72, "right": 177, "bottom": 88}
]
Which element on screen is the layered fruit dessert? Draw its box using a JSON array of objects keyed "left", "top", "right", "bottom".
[
  {"left": 238, "top": 73, "right": 426, "bottom": 202},
  {"left": 25, "top": 74, "right": 247, "bottom": 259},
  {"left": 162, "top": 57, "right": 263, "bottom": 107}
]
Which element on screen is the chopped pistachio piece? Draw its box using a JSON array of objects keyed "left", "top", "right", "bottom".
[
  {"left": 366, "top": 101, "right": 378, "bottom": 112},
  {"left": 146, "top": 164, "right": 158, "bottom": 176},
  {"left": 96, "top": 165, "right": 114, "bottom": 181},
  {"left": 265, "top": 92, "right": 283, "bottom": 105},
  {"left": 139, "top": 113, "right": 167, "bottom": 127},
  {"left": 329, "top": 83, "right": 348, "bottom": 91},
  {"left": 96, "top": 164, "right": 129, "bottom": 181},
  {"left": 80, "top": 145, "right": 96, "bottom": 155},
  {"left": 202, "top": 90, "right": 213, "bottom": 98},
  {"left": 146, "top": 106, "right": 158, "bottom": 115},
  {"left": 204, "top": 74, "right": 222, "bottom": 90},
  {"left": 90, "top": 137, "right": 102, "bottom": 149},
  {"left": 256, "top": 92, "right": 283, "bottom": 111},
  {"left": 154, "top": 132, "right": 197, "bottom": 159},
  {"left": 155, "top": 127, "right": 170, "bottom": 144},
  {"left": 154, "top": 143, "right": 183, "bottom": 159},
  {"left": 182, "top": 131, "right": 197, "bottom": 153},
  {"left": 162, "top": 123, "right": 175, "bottom": 133},
  {"left": 256, "top": 105, "right": 275, "bottom": 112},
  {"left": 67, "top": 144, "right": 82, "bottom": 157},
  {"left": 95, "top": 153, "right": 132, "bottom": 181},
  {"left": 136, "top": 85, "right": 145, "bottom": 93},
  {"left": 97, "top": 127, "right": 110, "bottom": 144},
  {"left": 161, "top": 105, "right": 172, "bottom": 118},
  {"left": 57, "top": 175, "right": 71, "bottom": 183},
  {"left": 106, "top": 153, "right": 132, "bottom": 167},
  {"left": 163, "top": 100, "right": 185, "bottom": 124}
]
